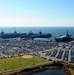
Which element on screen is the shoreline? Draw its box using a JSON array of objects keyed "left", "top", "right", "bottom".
[
  {"left": 65, "top": 69, "right": 72, "bottom": 75},
  {"left": 1, "top": 61, "right": 71, "bottom": 75}
]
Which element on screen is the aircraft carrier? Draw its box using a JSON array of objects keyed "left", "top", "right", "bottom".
[{"left": 0, "top": 30, "right": 51, "bottom": 39}]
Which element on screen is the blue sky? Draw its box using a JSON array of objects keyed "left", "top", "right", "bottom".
[{"left": 0, "top": 0, "right": 74, "bottom": 27}]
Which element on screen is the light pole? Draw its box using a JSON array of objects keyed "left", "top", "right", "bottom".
[
  {"left": 4, "top": 60, "right": 6, "bottom": 70},
  {"left": 33, "top": 51, "right": 34, "bottom": 65},
  {"left": 19, "top": 56, "right": 21, "bottom": 67},
  {"left": 32, "top": 40, "right": 34, "bottom": 65}
]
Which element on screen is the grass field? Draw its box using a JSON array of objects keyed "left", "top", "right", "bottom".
[{"left": 0, "top": 55, "right": 48, "bottom": 72}]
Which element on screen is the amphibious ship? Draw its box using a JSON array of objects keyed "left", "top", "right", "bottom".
[
  {"left": 0, "top": 30, "right": 51, "bottom": 39},
  {"left": 55, "top": 30, "right": 73, "bottom": 42}
]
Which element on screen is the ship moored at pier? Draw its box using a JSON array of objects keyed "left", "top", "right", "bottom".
[
  {"left": 55, "top": 30, "right": 73, "bottom": 42},
  {"left": 0, "top": 30, "right": 51, "bottom": 39}
]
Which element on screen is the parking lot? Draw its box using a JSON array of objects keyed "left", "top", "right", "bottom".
[{"left": 0, "top": 38, "right": 74, "bottom": 64}]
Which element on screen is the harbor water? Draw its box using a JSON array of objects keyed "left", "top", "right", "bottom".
[
  {"left": 0, "top": 27, "right": 74, "bottom": 41},
  {"left": 32, "top": 69, "right": 67, "bottom": 75}
]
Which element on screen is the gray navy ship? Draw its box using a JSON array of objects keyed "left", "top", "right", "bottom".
[
  {"left": 55, "top": 30, "right": 73, "bottom": 42},
  {"left": 0, "top": 30, "right": 51, "bottom": 39}
]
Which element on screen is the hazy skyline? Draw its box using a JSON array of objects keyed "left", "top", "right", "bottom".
[{"left": 0, "top": 0, "right": 74, "bottom": 27}]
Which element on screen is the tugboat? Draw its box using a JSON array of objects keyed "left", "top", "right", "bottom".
[{"left": 55, "top": 30, "right": 73, "bottom": 42}]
